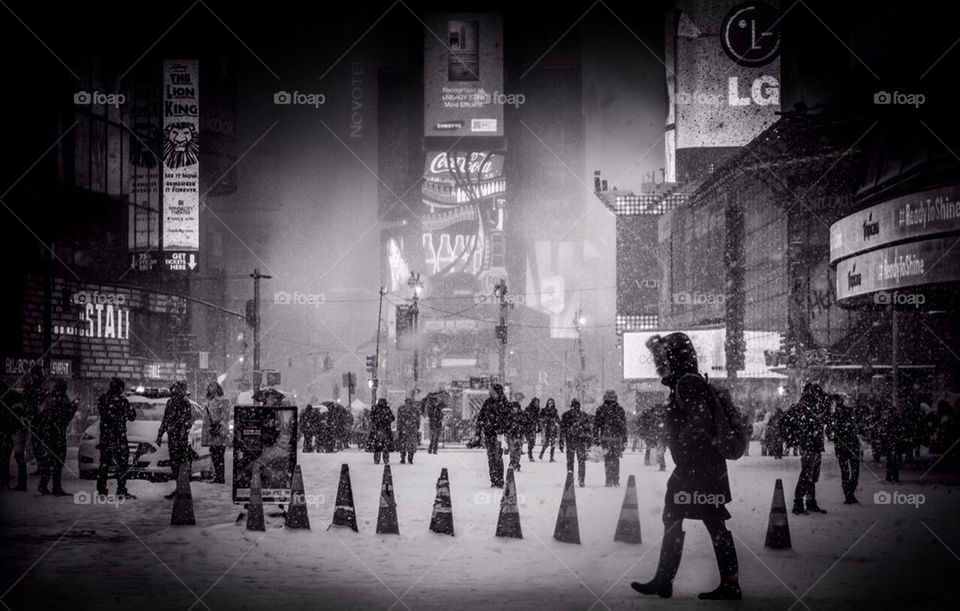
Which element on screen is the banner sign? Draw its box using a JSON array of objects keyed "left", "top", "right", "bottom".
[
  {"left": 830, "top": 186, "right": 960, "bottom": 263},
  {"left": 835, "top": 236, "right": 960, "bottom": 301},
  {"left": 232, "top": 405, "right": 298, "bottom": 504},
  {"left": 424, "top": 13, "right": 504, "bottom": 138},
  {"left": 162, "top": 60, "right": 200, "bottom": 263}
]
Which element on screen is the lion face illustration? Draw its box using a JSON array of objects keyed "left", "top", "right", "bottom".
[{"left": 162, "top": 122, "right": 199, "bottom": 169}]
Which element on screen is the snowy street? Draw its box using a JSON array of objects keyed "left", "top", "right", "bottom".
[{"left": 1, "top": 446, "right": 957, "bottom": 610}]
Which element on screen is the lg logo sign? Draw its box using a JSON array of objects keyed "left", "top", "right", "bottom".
[{"left": 727, "top": 75, "right": 780, "bottom": 106}]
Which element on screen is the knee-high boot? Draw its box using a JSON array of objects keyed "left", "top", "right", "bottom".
[
  {"left": 699, "top": 528, "right": 742, "bottom": 600},
  {"left": 631, "top": 528, "right": 685, "bottom": 598}
]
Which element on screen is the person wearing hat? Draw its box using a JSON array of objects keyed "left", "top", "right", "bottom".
[
  {"left": 34, "top": 379, "right": 78, "bottom": 495},
  {"left": 595, "top": 390, "right": 627, "bottom": 487},
  {"left": 96, "top": 378, "right": 137, "bottom": 499},
  {"left": 201, "top": 381, "right": 230, "bottom": 484},
  {"left": 632, "top": 333, "right": 740, "bottom": 601},
  {"left": 474, "top": 384, "right": 508, "bottom": 487},
  {"left": 559, "top": 399, "right": 592, "bottom": 487},
  {"left": 157, "top": 381, "right": 195, "bottom": 498},
  {"left": 368, "top": 398, "right": 395, "bottom": 464}
]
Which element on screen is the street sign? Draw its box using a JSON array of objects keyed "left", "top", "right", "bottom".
[{"left": 163, "top": 251, "right": 199, "bottom": 272}]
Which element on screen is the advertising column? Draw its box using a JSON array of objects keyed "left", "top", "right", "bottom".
[{"left": 162, "top": 60, "right": 200, "bottom": 272}]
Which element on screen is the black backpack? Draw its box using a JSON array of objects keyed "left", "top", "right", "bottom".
[{"left": 679, "top": 373, "right": 750, "bottom": 460}]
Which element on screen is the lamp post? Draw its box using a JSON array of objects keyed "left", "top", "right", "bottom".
[
  {"left": 575, "top": 309, "right": 586, "bottom": 403},
  {"left": 407, "top": 272, "right": 423, "bottom": 395}
]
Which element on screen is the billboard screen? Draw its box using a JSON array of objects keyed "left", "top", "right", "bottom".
[
  {"left": 623, "top": 329, "right": 784, "bottom": 380},
  {"left": 424, "top": 13, "right": 504, "bottom": 138},
  {"left": 835, "top": 237, "right": 960, "bottom": 301}
]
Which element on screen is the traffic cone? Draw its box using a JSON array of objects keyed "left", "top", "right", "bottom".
[
  {"left": 495, "top": 468, "right": 522, "bottom": 539},
  {"left": 328, "top": 464, "right": 358, "bottom": 532},
  {"left": 613, "top": 474, "right": 642, "bottom": 544},
  {"left": 553, "top": 471, "right": 580, "bottom": 544},
  {"left": 376, "top": 464, "right": 399, "bottom": 534},
  {"left": 429, "top": 468, "right": 454, "bottom": 536},
  {"left": 765, "top": 478, "right": 792, "bottom": 549},
  {"left": 284, "top": 464, "right": 310, "bottom": 530},
  {"left": 246, "top": 462, "right": 265, "bottom": 532},
  {"left": 170, "top": 462, "right": 196, "bottom": 526}
]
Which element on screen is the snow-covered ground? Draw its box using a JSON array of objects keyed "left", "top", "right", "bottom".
[{"left": 2, "top": 444, "right": 959, "bottom": 610}]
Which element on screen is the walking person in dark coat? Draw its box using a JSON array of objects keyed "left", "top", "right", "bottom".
[
  {"left": 201, "top": 381, "right": 230, "bottom": 484},
  {"left": 96, "top": 378, "right": 137, "bottom": 499},
  {"left": 504, "top": 392, "right": 526, "bottom": 472},
  {"left": 826, "top": 393, "right": 861, "bottom": 504},
  {"left": 157, "top": 381, "right": 195, "bottom": 499},
  {"left": 397, "top": 397, "right": 420, "bottom": 464},
  {"left": 784, "top": 383, "right": 830, "bottom": 514},
  {"left": 765, "top": 407, "right": 785, "bottom": 459},
  {"left": 368, "top": 399, "right": 394, "bottom": 464},
  {"left": 595, "top": 390, "right": 628, "bottom": 486},
  {"left": 538, "top": 398, "right": 560, "bottom": 462},
  {"left": 23, "top": 365, "right": 47, "bottom": 478},
  {"left": 632, "top": 333, "right": 741, "bottom": 601},
  {"left": 425, "top": 392, "right": 446, "bottom": 454},
  {"left": 474, "top": 384, "right": 507, "bottom": 487},
  {"left": 523, "top": 397, "right": 541, "bottom": 462},
  {"left": 35, "top": 379, "right": 78, "bottom": 495},
  {"left": 559, "top": 399, "right": 592, "bottom": 487},
  {"left": 300, "top": 405, "right": 319, "bottom": 452}
]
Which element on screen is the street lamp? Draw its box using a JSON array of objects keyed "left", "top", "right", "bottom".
[
  {"left": 574, "top": 309, "right": 586, "bottom": 403},
  {"left": 407, "top": 272, "right": 423, "bottom": 395}
]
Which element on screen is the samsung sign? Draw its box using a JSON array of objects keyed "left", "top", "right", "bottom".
[{"left": 830, "top": 186, "right": 960, "bottom": 263}]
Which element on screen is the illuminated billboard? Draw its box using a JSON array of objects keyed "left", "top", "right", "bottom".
[
  {"left": 423, "top": 13, "right": 504, "bottom": 138},
  {"left": 384, "top": 151, "right": 507, "bottom": 300},
  {"left": 835, "top": 237, "right": 960, "bottom": 301},
  {"left": 622, "top": 329, "right": 784, "bottom": 380},
  {"left": 161, "top": 59, "right": 200, "bottom": 271}
]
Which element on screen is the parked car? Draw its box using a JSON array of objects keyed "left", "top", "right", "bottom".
[{"left": 78, "top": 387, "right": 211, "bottom": 481}]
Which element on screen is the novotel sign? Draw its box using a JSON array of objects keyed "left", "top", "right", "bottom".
[{"left": 830, "top": 186, "right": 960, "bottom": 263}]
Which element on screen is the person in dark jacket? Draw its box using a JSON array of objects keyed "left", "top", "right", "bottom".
[
  {"left": 35, "top": 379, "right": 78, "bottom": 495},
  {"left": 425, "top": 392, "right": 446, "bottom": 454},
  {"left": 300, "top": 405, "right": 319, "bottom": 452},
  {"left": 595, "top": 390, "right": 628, "bottom": 486},
  {"left": 368, "top": 399, "right": 394, "bottom": 464},
  {"left": 826, "top": 393, "right": 861, "bottom": 504},
  {"left": 559, "top": 399, "right": 592, "bottom": 487},
  {"left": 878, "top": 406, "right": 906, "bottom": 483},
  {"left": 632, "top": 333, "right": 740, "bottom": 601},
  {"left": 157, "top": 381, "right": 195, "bottom": 499},
  {"left": 97, "top": 378, "right": 137, "bottom": 499},
  {"left": 0, "top": 382, "right": 28, "bottom": 491},
  {"left": 784, "top": 383, "right": 829, "bottom": 514},
  {"left": 523, "top": 397, "right": 541, "bottom": 462},
  {"left": 474, "top": 384, "right": 507, "bottom": 487},
  {"left": 538, "top": 398, "right": 560, "bottom": 462},
  {"left": 504, "top": 392, "right": 526, "bottom": 472},
  {"left": 397, "top": 397, "right": 420, "bottom": 464},
  {"left": 765, "top": 407, "right": 785, "bottom": 459},
  {"left": 201, "top": 381, "right": 230, "bottom": 484}
]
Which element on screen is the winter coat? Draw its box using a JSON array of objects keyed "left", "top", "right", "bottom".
[
  {"left": 783, "top": 388, "right": 828, "bottom": 453},
  {"left": 764, "top": 408, "right": 785, "bottom": 446},
  {"left": 539, "top": 401, "right": 560, "bottom": 439},
  {"left": 97, "top": 391, "right": 136, "bottom": 447},
  {"left": 426, "top": 394, "right": 446, "bottom": 429},
  {"left": 397, "top": 401, "right": 421, "bottom": 452},
  {"left": 201, "top": 397, "right": 231, "bottom": 447},
  {"left": 35, "top": 390, "right": 77, "bottom": 452},
  {"left": 475, "top": 397, "right": 506, "bottom": 442},
  {"left": 503, "top": 401, "right": 526, "bottom": 439},
  {"left": 159, "top": 395, "right": 195, "bottom": 463},
  {"left": 300, "top": 406, "right": 320, "bottom": 438},
  {"left": 826, "top": 401, "right": 861, "bottom": 453},
  {"left": 368, "top": 403, "right": 395, "bottom": 451},
  {"left": 594, "top": 400, "right": 627, "bottom": 449},
  {"left": 559, "top": 408, "right": 592, "bottom": 447},
  {"left": 523, "top": 400, "right": 541, "bottom": 436}
]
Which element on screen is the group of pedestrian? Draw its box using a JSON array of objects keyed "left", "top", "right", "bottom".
[{"left": 300, "top": 402, "right": 353, "bottom": 453}]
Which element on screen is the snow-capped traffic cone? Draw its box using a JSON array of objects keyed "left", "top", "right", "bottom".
[
  {"left": 765, "top": 478, "right": 792, "bottom": 549},
  {"left": 284, "top": 464, "right": 310, "bottom": 530},
  {"left": 376, "top": 464, "right": 399, "bottom": 534},
  {"left": 553, "top": 471, "right": 580, "bottom": 544},
  {"left": 170, "top": 462, "right": 196, "bottom": 526},
  {"left": 429, "top": 468, "right": 454, "bottom": 536},
  {"left": 246, "top": 462, "right": 266, "bottom": 532},
  {"left": 613, "top": 474, "right": 642, "bottom": 544},
  {"left": 328, "top": 464, "right": 358, "bottom": 532},
  {"left": 495, "top": 468, "right": 522, "bottom": 539}
]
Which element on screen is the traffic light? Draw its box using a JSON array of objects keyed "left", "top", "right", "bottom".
[
  {"left": 365, "top": 355, "right": 377, "bottom": 373},
  {"left": 245, "top": 299, "right": 256, "bottom": 328}
]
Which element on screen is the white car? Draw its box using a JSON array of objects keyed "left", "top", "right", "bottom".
[{"left": 78, "top": 389, "right": 212, "bottom": 482}]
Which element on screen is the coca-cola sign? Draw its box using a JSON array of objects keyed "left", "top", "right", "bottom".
[{"left": 426, "top": 151, "right": 504, "bottom": 180}]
